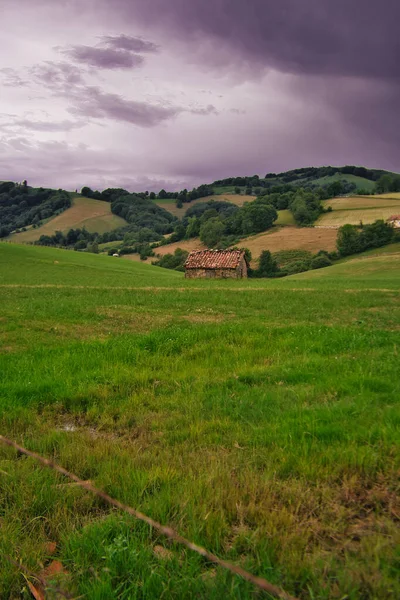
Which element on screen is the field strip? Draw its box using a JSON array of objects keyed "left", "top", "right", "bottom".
[
  {"left": 0, "top": 284, "right": 398, "bottom": 293},
  {"left": 0, "top": 435, "right": 298, "bottom": 600}
]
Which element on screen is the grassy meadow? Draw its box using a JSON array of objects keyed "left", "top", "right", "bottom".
[
  {"left": 9, "top": 197, "right": 127, "bottom": 243},
  {"left": 317, "top": 194, "right": 400, "bottom": 227},
  {"left": 0, "top": 243, "right": 400, "bottom": 599}
]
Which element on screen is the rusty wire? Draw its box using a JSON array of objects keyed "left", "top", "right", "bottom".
[{"left": 0, "top": 435, "right": 299, "bottom": 600}]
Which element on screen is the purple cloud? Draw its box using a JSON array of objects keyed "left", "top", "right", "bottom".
[
  {"left": 112, "top": 0, "right": 400, "bottom": 81},
  {"left": 102, "top": 34, "right": 158, "bottom": 53},
  {"left": 0, "top": 68, "right": 29, "bottom": 87},
  {"left": 12, "top": 118, "right": 87, "bottom": 132},
  {"left": 65, "top": 45, "right": 144, "bottom": 69},
  {"left": 30, "top": 61, "right": 85, "bottom": 91},
  {"left": 68, "top": 86, "right": 181, "bottom": 126}
]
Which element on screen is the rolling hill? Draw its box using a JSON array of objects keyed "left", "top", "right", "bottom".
[
  {"left": 8, "top": 196, "right": 128, "bottom": 243},
  {"left": 317, "top": 193, "right": 400, "bottom": 227}
]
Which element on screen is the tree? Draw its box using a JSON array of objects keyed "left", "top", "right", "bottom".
[
  {"left": 149, "top": 192, "right": 156, "bottom": 200},
  {"left": 240, "top": 203, "right": 277, "bottom": 235},
  {"left": 185, "top": 216, "right": 201, "bottom": 239},
  {"left": 336, "top": 224, "right": 361, "bottom": 256},
  {"left": 375, "top": 175, "right": 393, "bottom": 194},
  {"left": 234, "top": 187, "right": 241, "bottom": 194},
  {"left": 199, "top": 217, "right": 225, "bottom": 248},
  {"left": 87, "top": 241, "right": 99, "bottom": 254},
  {"left": 158, "top": 189, "right": 167, "bottom": 199},
  {"left": 256, "top": 251, "right": 279, "bottom": 277},
  {"left": 81, "top": 186, "right": 93, "bottom": 197}
]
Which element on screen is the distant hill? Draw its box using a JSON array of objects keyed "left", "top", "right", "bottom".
[
  {"left": 8, "top": 196, "right": 128, "bottom": 243},
  {"left": 211, "top": 165, "right": 398, "bottom": 194}
]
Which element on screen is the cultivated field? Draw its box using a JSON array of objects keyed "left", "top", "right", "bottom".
[
  {"left": 0, "top": 243, "right": 399, "bottom": 599},
  {"left": 317, "top": 194, "right": 400, "bottom": 227},
  {"left": 148, "top": 226, "right": 338, "bottom": 263},
  {"left": 8, "top": 197, "right": 127, "bottom": 243},
  {"left": 155, "top": 194, "right": 253, "bottom": 218}
]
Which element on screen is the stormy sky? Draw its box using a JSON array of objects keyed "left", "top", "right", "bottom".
[{"left": 0, "top": 0, "right": 399, "bottom": 191}]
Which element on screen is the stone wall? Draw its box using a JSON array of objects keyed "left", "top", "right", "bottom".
[
  {"left": 185, "top": 268, "right": 240, "bottom": 279},
  {"left": 185, "top": 259, "right": 248, "bottom": 279}
]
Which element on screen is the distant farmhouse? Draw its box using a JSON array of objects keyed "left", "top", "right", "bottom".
[
  {"left": 184, "top": 249, "right": 249, "bottom": 279},
  {"left": 388, "top": 215, "right": 400, "bottom": 229}
]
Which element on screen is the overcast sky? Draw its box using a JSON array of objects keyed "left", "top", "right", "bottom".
[{"left": 0, "top": 0, "right": 399, "bottom": 192}]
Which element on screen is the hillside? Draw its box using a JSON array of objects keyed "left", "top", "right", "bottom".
[
  {"left": 155, "top": 193, "right": 253, "bottom": 218},
  {"left": 8, "top": 196, "right": 128, "bottom": 243},
  {"left": 1, "top": 242, "right": 399, "bottom": 599},
  {"left": 317, "top": 193, "right": 400, "bottom": 227},
  {"left": 144, "top": 225, "right": 338, "bottom": 263}
]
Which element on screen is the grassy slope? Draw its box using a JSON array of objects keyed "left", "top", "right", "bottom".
[
  {"left": 301, "top": 173, "right": 377, "bottom": 191},
  {"left": 8, "top": 197, "right": 127, "bottom": 243},
  {"left": 0, "top": 243, "right": 399, "bottom": 599},
  {"left": 317, "top": 194, "right": 400, "bottom": 227},
  {"left": 152, "top": 225, "right": 337, "bottom": 262}
]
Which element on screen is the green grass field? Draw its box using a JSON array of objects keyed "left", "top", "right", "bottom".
[
  {"left": 303, "top": 173, "right": 377, "bottom": 192},
  {"left": 8, "top": 197, "right": 127, "bottom": 243},
  {"left": 0, "top": 243, "right": 399, "bottom": 599}
]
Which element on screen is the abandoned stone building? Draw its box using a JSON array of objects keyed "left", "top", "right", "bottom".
[{"left": 184, "top": 249, "right": 248, "bottom": 279}]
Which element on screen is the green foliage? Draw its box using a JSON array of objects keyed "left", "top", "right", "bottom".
[
  {"left": 375, "top": 174, "right": 400, "bottom": 194},
  {"left": 311, "top": 255, "right": 332, "bottom": 269},
  {"left": 111, "top": 194, "right": 176, "bottom": 235},
  {"left": 337, "top": 220, "right": 394, "bottom": 256},
  {"left": 0, "top": 182, "right": 71, "bottom": 237},
  {"left": 273, "top": 249, "right": 313, "bottom": 267},
  {"left": 153, "top": 248, "right": 189, "bottom": 270},
  {"left": 87, "top": 241, "right": 99, "bottom": 254},
  {"left": 240, "top": 203, "right": 278, "bottom": 234},
  {"left": 254, "top": 250, "right": 280, "bottom": 277},
  {"left": 199, "top": 217, "right": 225, "bottom": 248}
]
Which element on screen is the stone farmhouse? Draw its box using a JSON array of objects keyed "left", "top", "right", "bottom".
[
  {"left": 388, "top": 215, "right": 400, "bottom": 229},
  {"left": 184, "top": 249, "right": 248, "bottom": 279}
]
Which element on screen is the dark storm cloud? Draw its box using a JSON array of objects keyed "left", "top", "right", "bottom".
[
  {"left": 65, "top": 45, "right": 144, "bottom": 69},
  {"left": 115, "top": 0, "right": 400, "bottom": 81}
]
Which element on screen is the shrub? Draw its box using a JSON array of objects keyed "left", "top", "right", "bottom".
[{"left": 311, "top": 255, "right": 332, "bottom": 269}]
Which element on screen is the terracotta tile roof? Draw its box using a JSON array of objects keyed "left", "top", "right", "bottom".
[{"left": 185, "top": 249, "right": 244, "bottom": 270}]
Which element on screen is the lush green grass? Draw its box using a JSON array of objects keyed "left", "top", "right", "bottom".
[
  {"left": 303, "top": 173, "right": 377, "bottom": 192},
  {"left": 0, "top": 243, "right": 399, "bottom": 599}
]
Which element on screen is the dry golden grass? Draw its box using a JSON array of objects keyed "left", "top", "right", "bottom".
[
  {"left": 9, "top": 197, "right": 127, "bottom": 243},
  {"left": 317, "top": 194, "right": 400, "bottom": 227},
  {"left": 131, "top": 226, "right": 338, "bottom": 263},
  {"left": 237, "top": 227, "right": 338, "bottom": 259}
]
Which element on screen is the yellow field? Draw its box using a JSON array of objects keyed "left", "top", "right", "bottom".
[
  {"left": 239, "top": 227, "right": 338, "bottom": 259},
  {"left": 154, "top": 194, "right": 253, "bottom": 218},
  {"left": 128, "top": 225, "right": 338, "bottom": 265},
  {"left": 9, "top": 197, "right": 127, "bottom": 243},
  {"left": 317, "top": 194, "right": 400, "bottom": 227}
]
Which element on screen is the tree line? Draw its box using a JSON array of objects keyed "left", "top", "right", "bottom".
[{"left": 0, "top": 182, "right": 71, "bottom": 238}]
